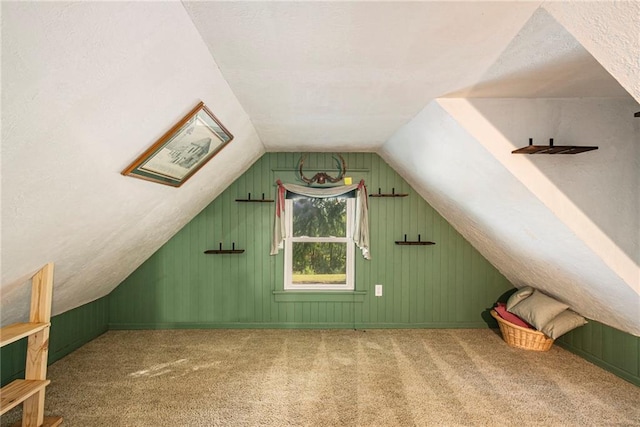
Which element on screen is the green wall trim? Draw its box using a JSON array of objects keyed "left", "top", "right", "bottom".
[
  {"left": 108, "top": 321, "right": 490, "bottom": 330},
  {"left": 273, "top": 291, "right": 367, "bottom": 302},
  {"left": 556, "top": 319, "right": 640, "bottom": 387},
  {"left": 556, "top": 340, "right": 639, "bottom": 387},
  {"left": 1, "top": 295, "right": 109, "bottom": 387}
]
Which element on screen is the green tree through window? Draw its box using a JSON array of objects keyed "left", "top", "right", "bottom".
[{"left": 285, "top": 196, "right": 354, "bottom": 290}]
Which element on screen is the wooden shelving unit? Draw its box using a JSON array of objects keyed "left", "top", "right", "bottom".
[
  {"left": 512, "top": 138, "right": 598, "bottom": 155},
  {"left": 0, "top": 323, "right": 50, "bottom": 347},
  {"left": 369, "top": 188, "right": 408, "bottom": 198},
  {"left": 235, "top": 193, "right": 273, "bottom": 203},
  {"left": 0, "top": 262, "right": 63, "bottom": 427}
]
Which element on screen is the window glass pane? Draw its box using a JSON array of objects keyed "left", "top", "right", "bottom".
[
  {"left": 292, "top": 242, "right": 346, "bottom": 284},
  {"left": 292, "top": 197, "right": 346, "bottom": 237}
]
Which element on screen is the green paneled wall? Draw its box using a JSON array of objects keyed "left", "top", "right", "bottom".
[
  {"left": 2, "top": 152, "right": 638, "bottom": 389},
  {"left": 109, "top": 153, "right": 513, "bottom": 328},
  {"left": 0, "top": 295, "right": 109, "bottom": 387},
  {"left": 557, "top": 320, "right": 640, "bottom": 386}
]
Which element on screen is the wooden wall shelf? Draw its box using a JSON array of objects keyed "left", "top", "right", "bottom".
[
  {"left": 396, "top": 241, "right": 435, "bottom": 246},
  {"left": 395, "top": 235, "right": 435, "bottom": 245},
  {"left": 205, "top": 243, "right": 244, "bottom": 254},
  {"left": 236, "top": 193, "right": 273, "bottom": 203},
  {"left": 512, "top": 138, "right": 598, "bottom": 155},
  {"left": 369, "top": 188, "right": 408, "bottom": 198}
]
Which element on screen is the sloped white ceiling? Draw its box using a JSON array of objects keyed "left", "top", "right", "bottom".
[
  {"left": 183, "top": 1, "right": 541, "bottom": 151},
  {"left": 1, "top": 1, "right": 264, "bottom": 323},
  {"left": 446, "top": 8, "right": 631, "bottom": 98},
  {"left": 1, "top": 1, "right": 638, "bottom": 335},
  {"left": 381, "top": 98, "right": 640, "bottom": 335}
]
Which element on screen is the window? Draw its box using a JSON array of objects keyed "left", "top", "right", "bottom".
[{"left": 284, "top": 195, "right": 355, "bottom": 290}]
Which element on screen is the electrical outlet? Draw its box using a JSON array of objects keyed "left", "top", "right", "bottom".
[{"left": 375, "top": 284, "right": 383, "bottom": 297}]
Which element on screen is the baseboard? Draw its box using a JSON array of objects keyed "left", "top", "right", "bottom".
[
  {"left": 108, "top": 321, "right": 490, "bottom": 330},
  {"left": 49, "top": 326, "right": 109, "bottom": 362},
  {"left": 555, "top": 340, "right": 640, "bottom": 387}
]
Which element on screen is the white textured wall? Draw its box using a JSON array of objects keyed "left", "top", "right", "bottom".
[
  {"left": 439, "top": 98, "right": 640, "bottom": 291},
  {"left": 1, "top": 2, "right": 264, "bottom": 324},
  {"left": 544, "top": 1, "right": 640, "bottom": 103},
  {"left": 380, "top": 100, "right": 640, "bottom": 336}
]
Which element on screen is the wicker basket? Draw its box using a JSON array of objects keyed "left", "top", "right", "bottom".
[{"left": 491, "top": 310, "right": 554, "bottom": 352}]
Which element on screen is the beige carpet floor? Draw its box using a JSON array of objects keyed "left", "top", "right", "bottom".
[{"left": 2, "top": 329, "right": 639, "bottom": 426}]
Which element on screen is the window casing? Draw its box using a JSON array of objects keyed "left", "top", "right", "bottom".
[{"left": 284, "top": 196, "right": 355, "bottom": 291}]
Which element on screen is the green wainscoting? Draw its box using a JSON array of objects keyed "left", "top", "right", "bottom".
[
  {"left": 109, "top": 153, "right": 513, "bottom": 329},
  {"left": 0, "top": 295, "right": 109, "bottom": 387},
  {"left": 557, "top": 320, "right": 640, "bottom": 386},
  {"left": 3, "top": 152, "right": 638, "bottom": 389}
]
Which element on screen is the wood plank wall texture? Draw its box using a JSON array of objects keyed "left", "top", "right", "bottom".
[
  {"left": 1, "top": 153, "right": 637, "bottom": 388},
  {"left": 108, "top": 153, "right": 512, "bottom": 328},
  {"left": 0, "top": 295, "right": 109, "bottom": 386}
]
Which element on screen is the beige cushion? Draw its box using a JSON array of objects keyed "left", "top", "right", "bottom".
[
  {"left": 542, "top": 310, "right": 587, "bottom": 339},
  {"left": 506, "top": 286, "right": 535, "bottom": 311},
  {"left": 508, "top": 290, "right": 569, "bottom": 330}
]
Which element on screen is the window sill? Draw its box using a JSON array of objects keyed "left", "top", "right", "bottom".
[{"left": 273, "top": 290, "right": 367, "bottom": 303}]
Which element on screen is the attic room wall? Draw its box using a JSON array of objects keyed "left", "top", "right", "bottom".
[
  {"left": 381, "top": 100, "right": 639, "bottom": 336},
  {"left": 557, "top": 321, "right": 640, "bottom": 387},
  {"left": 109, "top": 153, "right": 512, "bottom": 328},
  {"left": 439, "top": 98, "right": 639, "bottom": 288},
  {"left": 544, "top": 1, "right": 640, "bottom": 103},
  {"left": 1, "top": 1, "right": 264, "bottom": 327},
  {"left": 0, "top": 295, "right": 108, "bottom": 387}
]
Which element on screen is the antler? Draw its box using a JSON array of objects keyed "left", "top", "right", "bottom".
[{"left": 299, "top": 154, "right": 347, "bottom": 185}]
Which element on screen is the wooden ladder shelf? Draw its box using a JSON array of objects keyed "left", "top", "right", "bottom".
[{"left": 0, "top": 262, "right": 63, "bottom": 427}]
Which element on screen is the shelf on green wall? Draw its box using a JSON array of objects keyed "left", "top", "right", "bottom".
[
  {"left": 395, "top": 234, "right": 435, "bottom": 245},
  {"left": 235, "top": 192, "right": 273, "bottom": 202}
]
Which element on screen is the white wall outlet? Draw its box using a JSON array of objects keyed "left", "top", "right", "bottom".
[{"left": 375, "top": 284, "right": 383, "bottom": 297}]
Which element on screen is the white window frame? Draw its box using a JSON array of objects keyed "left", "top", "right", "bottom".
[{"left": 284, "top": 197, "right": 355, "bottom": 291}]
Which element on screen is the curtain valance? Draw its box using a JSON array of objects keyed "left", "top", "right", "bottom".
[{"left": 271, "top": 180, "right": 370, "bottom": 259}]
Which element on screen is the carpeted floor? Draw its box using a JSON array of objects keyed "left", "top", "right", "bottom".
[{"left": 2, "top": 329, "right": 639, "bottom": 426}]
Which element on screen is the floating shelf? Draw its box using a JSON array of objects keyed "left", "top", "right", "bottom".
[
  {"left": 369, "top": 187, "right": 408, "bottom": 198},
  {"left": 236, "top": 192, "right": 273, "bottom": 203},
  {"left": 395, "top": 234, "right": 435, "bottom": 246},
  {"left": 512, "top": 138, "right": 598, "bottom": 155},
  {"left": 205, "top": 243, "right": 245, "bottom": 254}
]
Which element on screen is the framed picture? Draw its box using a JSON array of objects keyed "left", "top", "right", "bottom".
[{"left": 122, "top": 101, "right": 234, "bottom": 187}]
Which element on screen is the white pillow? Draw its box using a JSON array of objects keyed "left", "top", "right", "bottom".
[
  {"left": 506, "top": 286, "right": 535, "bottom": 311},
  {"left": 542, "top": 310, "right": 587, "bottom": 339},
  {"left": 508, "top": 290, "right": 569, "bottom": 331}
]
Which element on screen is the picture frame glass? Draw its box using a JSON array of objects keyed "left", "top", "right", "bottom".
[{"left": 122, "top": 102, "right": 233, "bottom": 187}]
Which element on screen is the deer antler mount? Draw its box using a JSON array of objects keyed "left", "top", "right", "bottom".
[{"left": 298, "top": 154, "right": 347, "bottom": 185}]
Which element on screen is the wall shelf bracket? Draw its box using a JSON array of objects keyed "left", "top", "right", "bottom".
[
  {"left": 205, "top": 242, "right": 245, "bottom": 254},
  {"left": 512, "top": 138, "right": 598, "bottom": 155},
  {"left": 369, "top": 187, "right": 408, "bottom": 198},
  {"left": 236, "top": 192, "right": 273, "bottom": 203},
  {"left": 395, "top": 234, "right": 435, "bottom": 246}
]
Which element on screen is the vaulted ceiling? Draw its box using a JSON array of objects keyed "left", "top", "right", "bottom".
[{"left": 2, "top": 2, "right": 638, "bottom": 335}]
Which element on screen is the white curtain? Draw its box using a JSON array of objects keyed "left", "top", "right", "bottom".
[{"left": 270, "top": 180, "right": 371, "bottom": 260}]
